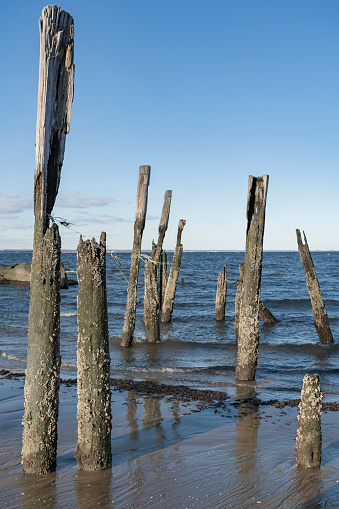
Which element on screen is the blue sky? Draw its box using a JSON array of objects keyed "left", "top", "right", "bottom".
[{"left": 1, "top": 0, "right": 338, "bottom": 251}]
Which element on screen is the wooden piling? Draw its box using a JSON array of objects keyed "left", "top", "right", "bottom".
[
  {"left": 143, "top": 259, "right": 160, "bottom": 342},
  {"left": 161, "top": 219, "right": 186, "bottom": 323},
  {"left": 153, "top": 190, "right": 172, "bottom": 265},
  {"left": 296, "top": 229, "right": 334, "bottom": 344},
  {"left": 160, "top": 250, "right": 167, "bottom": 310},
  {"left": 75, "top": 233, "right": 112, "bottom": 470},
  {"left": 234, "top": 263, "right": 244, "bottom": 339},
  {"left": 295, "top": 374, "right": 322, "bottom": 468},
  {"left": 236, "top": 175, "right": 269, "bottom": 381},
  {"left": 22, "top": 5, "right": 74, "bottom": 474},
  {"left": 144, "top": 190, "right": 172, "bottom": 342},
  {"left": 121, "top": 166, "right": 151, "bottom": 347},
  {"left": 259, "top": 301, "right": 277, "bottom": 323},
  {"left": 215, "top": 265, "right": 227, "bottom": 321},
  {"left": 234, "top": 262, "right": 276, "bottom": 335}
]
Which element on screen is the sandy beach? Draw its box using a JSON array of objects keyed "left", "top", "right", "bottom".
[{"left": 1, "top": 373, "right": 339, "bottom": 509}]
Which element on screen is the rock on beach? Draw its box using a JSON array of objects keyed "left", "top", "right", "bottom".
[{"left": 0, "top": 262, "right": 76, "bottom": 289}]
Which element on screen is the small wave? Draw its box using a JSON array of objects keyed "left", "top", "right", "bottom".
[
  {"left": 111, "top": 365, "right": 195, "bottom": 375},
  {"left": 61, "top": 312, "right": 77, "bottom": 317},
  {"left": 1, "top": 351, "right": 26, "bottom": 363},
  {"left": 61, "top": 362, "right": 77, "bottom": 371}
]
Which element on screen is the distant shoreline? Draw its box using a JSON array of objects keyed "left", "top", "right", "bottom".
[{"left": 2, "top": 249, "right": 338, "bottom": 253}]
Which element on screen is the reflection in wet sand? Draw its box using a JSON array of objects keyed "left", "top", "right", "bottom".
[
  {"left": 126, "top": 391, "right": 139, "bottom": 440},
  {"left": 20, "top": 472, "right": 57, "bottom": 509},
  {"left": 75, "top": 470, "right": 112, "bottom": 509},
  {"left": 2, "top": 378, "right": 339, "bottom": 508},
  {"left": 233, "top": 384, "right": 260, "bottom": 482}
]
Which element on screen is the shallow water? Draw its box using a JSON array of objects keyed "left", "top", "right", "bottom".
[
  {"left": 1, "top": 378, "right": 339, "bottom": 509},
  {"left": 1, "top": 250, "right": 339, "bottom": 402}
]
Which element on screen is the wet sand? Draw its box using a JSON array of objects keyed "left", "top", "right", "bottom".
[{"left": 1, "top": 375, "right": 339, "bottom": 508}]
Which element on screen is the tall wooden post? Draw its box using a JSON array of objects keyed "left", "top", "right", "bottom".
[
  {"left": 152, "top": 190, "right": 172, "bottom": 264},
  {"left": 143, "top": 259, "right": 160, "bottom": 342},
  {"left": 295, "top": 374, "right": 322, "bottom": 468},
  {"left": 144, "top": 190, "right": 172, "bottom": 342},
  {"left": 259, "top": 302, "right": 277, "bottom": 323},
  {"left": 236, "top": 175, "right": 269, "bottom": 381},
  {"left": 296, "top": 230, "right": 334, "bottom": 344},
  {"left": 234, "top": 263, "right": 244, "bottom": 339},
  {"left": 159, "top": 250, "right": 167, "bottom": 310},
  {"left": 75, "top": 233, "right": 112, "bottom": 470},
  {"left": 22, "top": 5, "right": 74, "bottom": 474},
  {"left": 121, "top": 166, "right": 151, "bottom": 347},
  {"left": 215, "top": 265, "right": 227, "bottom": 321},
  {"left": 161, "top": 219, "right": 186, "bottom": 323}
]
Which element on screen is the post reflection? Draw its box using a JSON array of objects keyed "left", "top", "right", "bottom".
[
  {"left": 75, "top": 470, "right": 112, "bottom": 508},
  {"left": 20, "top": 472, "right": 57, "bottom": 509},
  {"left": 126, "top": 391, "right": 139, "bottom": 440},
  {"left": 233, "top": 384, "right": 260, "bottom": 479}
]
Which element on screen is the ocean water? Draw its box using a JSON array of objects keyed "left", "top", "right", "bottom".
[{"left": 1, "top": 250, "right": 339, "bottom": 403}]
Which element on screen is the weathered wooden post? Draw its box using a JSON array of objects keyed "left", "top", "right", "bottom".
[
  {"left": 160, "top": 250, "right": 167, "bottom": 310},
  {"left": 121, "top": 166, "right": 151, "bottom": 347},
  {"left": 235, "top": 260, "right": 276, "bottom": 339},
  {"left": 22, "top": 5, "right": 74, "bottom": 474},
  {"left": 296, "top": 230, "right": 334, "bottom": 344},
  {"left": 75, "top": 233, "right": 112, "bottom": 470},
  {"left": 143, "top": 259, "right": 160, "bottom": 342},
  {"left": 144, "top": 190, "right": 172, "bottom": 342},
  {"left": 215, "top": 265, "right": 227, "bottom": 321},
  {"left": 161, "top": 219, "right": 186, "bottom": 323},
  {"left": 236, "top": 175, "right": 269, "bottom": 381},
  {"left": 259, "top": 302, "right": 277, "bottom": 323},
  {"left": 234, "top": 263, "right": 244, "bottom": 339},
  {"left": 295, "top": 374, "right": 322, "bottom": 468}
]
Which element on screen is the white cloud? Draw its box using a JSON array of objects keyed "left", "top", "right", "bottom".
[
  {"left": 56, "top": 192, "right": 116, "bottom": 209},
  {"left": 71, "top": 214, "right": 133, "bottom": 225},
  {"left": 0, "top": 194, "right": 32, "bottom": 214},
  {"left": 146, "top": 214, "right": 160, "bottom": 221}
]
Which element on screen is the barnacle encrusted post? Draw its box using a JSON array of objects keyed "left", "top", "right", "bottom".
[
  {"left": 161, "top": 219, "right": 186, "bottom": 323},
  {"left": 234, "top": 263, "right": 244, "bottom": 340},
  {"left": 259, "top": 301, "right": 277, "bottom": 324},
  {"left": 159, "top": 249, "right": 168, "bottom": 310},
  {"left": 144, "top": 259, "right": 160, "bottom": 342},
  {"left": 75, "top": 233, "right": 112, "bottom": 470},
  {"left": 215, "top": 265, "right": 227, "bottom": 321},
  {"left": 295, "top": 374, "right": 322, "bottom": 468},
  {"left": 236, "top": 175, "right": 269, "bottom": 381},
  {"left": 121, "top": 166, "right": 150, "bottom": 347},
  {"left": 144, "top": 190, "right": 172, "bottom": 342},
  {"left": 296, "top": 229, "right": 334, "bottom": 344},
  {"left": 22, "top": 5, "right": 74, "bottom": 474}
]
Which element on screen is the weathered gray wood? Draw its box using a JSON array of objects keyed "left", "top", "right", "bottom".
[
  {"left": 22, "top": 5, "right": 74, "bottom": 474},
  {"left": 259, "top": 301, "right": 277, "bottom": 323},
  {"left": 236, "top": 175, "right": 269, "bottom": 381},
  {"left": 143, "top": 259, "right": 160, "bottom": 342},
  {"left": 22, "top": 225, "right": 61, "bottom": 474},
  {"left": 295, "top": 374, "right": 322, "bottom": 468},
  {"left": 144, "top": 191, "right": 172, "bottom": 342},
  {"left": 34, "top": 5, "right": 74, "bottom": 232},
  {"left": 296, "top": 230, "right": 334, "bottom": 344},
  {"left": 234, "top": 263, "right": 244, "bottom": 339},
  {"left": 161, "top": 219, "right": 186, "bottom": 323},
  {"left": 121, "top": 166, "right": 150, "bottom": 347},
  {"left": 215, "top": 265, "right": 227, "bottom": 321},
  {"left": 160, "top": 250, "right": 167, "bottom": 310},
  {"left": 153, "top": 190, "right": 172, "bottom": 264},
  {"left": 75, "top": 233, "right": 112, "bottom": 470}
]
